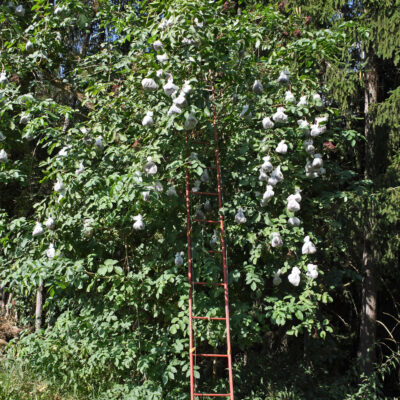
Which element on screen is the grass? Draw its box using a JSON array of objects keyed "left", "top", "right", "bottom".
[{"left": 0, "top": 357, "right": 76, "bottom": 400}]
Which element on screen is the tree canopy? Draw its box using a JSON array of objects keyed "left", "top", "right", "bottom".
[{"left": 1, "top": 1, "right": 400, "bottom": 399}]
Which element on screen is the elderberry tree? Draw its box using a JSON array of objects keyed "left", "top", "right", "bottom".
[{"left": 0, "top": 0, "right": 349, "bottom": 398}]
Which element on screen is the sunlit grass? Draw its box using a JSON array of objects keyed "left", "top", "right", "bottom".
[{"left": 0, "top": 357, "right": 76, "bottom": 400}]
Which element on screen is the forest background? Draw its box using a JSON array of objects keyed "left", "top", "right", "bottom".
[{"left": 0, "top": 0, "right": 400, "bottom": 399}]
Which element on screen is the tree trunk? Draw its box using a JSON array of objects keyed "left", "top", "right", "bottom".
[
  {"left": 35, "top": 283, "right": 44, "bottom": 331},
  {"left": 5, "top": 293, "right": 12, "bottom": 318},
  {"left": 0, "top": 285, "right": 5, "bottom": 316},
  {"left": 359, "top": 51, "right": 378, "bottom": 376}
]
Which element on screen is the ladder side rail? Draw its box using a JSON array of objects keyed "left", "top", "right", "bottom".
[
  {"left": 185, "top": 132, "right": 196, "bottom": 400},
  {"left": 212, "top": 83, "right": 235, "bottom": 400}
]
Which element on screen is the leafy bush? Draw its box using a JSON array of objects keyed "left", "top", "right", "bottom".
[{"left": 0, "top": 0, "right": 361, "bottom": 398}]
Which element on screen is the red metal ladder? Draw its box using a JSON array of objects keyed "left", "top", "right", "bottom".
[{"left": 184, "top": 84, "right": 234, "bottom": 400}]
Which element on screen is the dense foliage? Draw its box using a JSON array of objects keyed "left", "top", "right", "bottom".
[{"left": 1, "top": 0, "right": 399, "bottom": 399}]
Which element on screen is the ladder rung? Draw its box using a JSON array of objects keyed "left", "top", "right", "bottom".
[
  {"left": 194, "top": 394, "right": 231, "bottom": 397},
  {"left": 194, "top": 353, "right": 228, "bottom": 358},
  {"left": 208, "top": 250, "right": 222, "bottom": 254},
  {"left": 190, "top": 140, "right": 212, "bottom": 145},
  {"left": 192, "top": 219, "right": 219, "bottom": 224},
  {"left": 205, "top": 166, "right": 218, "bottom": 170},
  {"left": 191, "top": 281, "right": 225, "bottom": 286},
  {"left": 192, "top": 316, "right": 226, "bottom": 320},
  {"left": 190, "top": 191, "right": 218, "bottom": 196}
]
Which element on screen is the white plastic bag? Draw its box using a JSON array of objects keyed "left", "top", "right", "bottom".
[
  {"left": 15, "top": 4, "right": 25, "bottom": 16},
  {"left": 288, "top": 267, "right": 300, "bottom": 286},
  {"left": 20, "top": 114, "right": 29, "bottom": 124},
  {"left": 54, "top": 179, "right": 65, "bottom": 193},
  {"left": 259, "top": 170, "right": 268, "bottom": 182},
  {"left": 275, "top": 140, "right": 288, "bottom": 154},
  {"left": 271, "top": 165, "right": 283, "bottom": 182},
  {"left": 240, "top": 104, "right": 250, "bottom": 118},
  {"left": 142, "top": 191, "right": 150, "bottom": 201},
  {"left": 312, "top": 153, "right": 323, "bottom": 169},
  {"left": 297, "top": 95, "right": 308, "bottom": 107},
  {"left": 200, "top": 169, "right": 210, "bottom": 182},
  {"left": 133, "top": 172, "right": 143, "bottom": 184},
  {"left": 194, "top": 205, "right": 205, "bottom": 220},
  {"left": 194, "top": 17, "right": 204, "bottom": 28},
  {"left": 313, "top": 93, "right": 323, "bottom": 109},
  {"left": 189, "top": 152, "right": 199, "bottom": 160},
  {"left": 210, "top": 230, "right": 218, "bottom": 248},
  {"left": 142, "top": 111, "right": 154, "bottom": 127},
  {"left": 154, "top": 181, "right": 163, "bottom": 192},
  {"left": 192, "top": 180, "right": 201, "bottom": 193},
  {"left": 297, "top": 119, "right": 310, "bottom": 133},
  {"left": 310, "top": 124, "right": 322, "bottom": 137},
  {"left": 46, "top": 243, "right": 55, "bottom": 259},
  {"left": 302, "top": 236, "right": 317, "bottom": 254},
  {"left": 75, "top": 162, "right": 85, "bottom": 175},
  {"left": 305, "top": 160, "right": 314, "bottom": 178},
  {"left": 173, "top": 92, "right": 187, "bottom": 108},
  {"left": 273, "top": 269, "right": 282, "bottom": 286},
  {"left": 44, "top": 217, "right": 55, "bottom": 230},
  {"left": 252, "top": 79, "right": 263, "bottom": 94},
  {"left": 262, "top": 117, "right": 274, "bottom": 129},
  {"left": 168, "top": 104, "right": 182, "bottom": 116},
  {"left": 167, "top": 186, "right": 178, "bottom": 197},
  {"left": 182, "top": 80, "right": 193, "bottom": 94},
  {"left": 287, "top": 197, "right": 300, "bottom": 212},
  {"left": 316, "top": 116, "right": 328, "bottom": 126},
  {"left": 292, "top": 189, "right": 302, "bottom": 203},
  {"left": 184, "top": 113, "right": 198, "bottom": 130},
  {"left": 272, "top": 107, "right": 288, "bottom": 123},
  {"left": 26, "top": 40, "right": 33, "bottom": 52},
  {"left": 261, "top": 185, "right": 275, "bottom": 206},
  {"left": 153, "top": 40, "right": 164, "bottom": 51},
  {"left": 0, "top": 72, "right": 8, "bottom": 85},
  {"left": 235, "top": 208, "right": 246, "bottom": 224},
  {"left": 83, "top": 218, "right": 94, "bottom": 237},
  {"left": 288, "top": 216, "right": 301, "bottom": 226},
  {"left": 54, "top": 5, "right": 63, "bottom": 15},
  {"left": 163, "top": 78, "right": 178, "bottom": 96},
  {"left": 312, "top": 93, "right": 322, "bottom": 102},
  {"left": 271, "top": 232, "right": 283, "bottom": 248},
  {"left": 95, "top": 136, "right": 104, "bottom": 149},
  {"left": 306, "top": 263, "right": 318, "bottom": 279},
  {"left": 175, "top": 252, "right": 184, "bottom": 266},
  {"left": 142, "top": 78, "right": 159, "bottom": 91},
  {"left": 43, "top": 217, "right": 55, "bottom": 230},
  {"left": 156, "top": 53, "right": 168, "bottom": 64},
  {"left": 285, "top": 91, "right": 295, "bottom": 103},
  {"left": 32, "top": 222, "right": 44, "bottom": 237},
  {"left": 304, "top": 139, "right": 315, "bottom": 155},
  {"left": 133, "top": 214, "right": 145, "bottom": 230},
  {"left": 268, "top": 176, "right": 278, "bottom": 186},
  {"left": 277, "top": 70, "right": 290, "bottom": 84},
  {"left": 0, "top": 149, "right": 8, "bottom": 163},
  {"left": 261, "top": 156, "right": 273, "bottom": 172}
]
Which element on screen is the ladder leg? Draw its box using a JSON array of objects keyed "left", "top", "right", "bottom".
[
  {"left": 212, "top": 84, "right": 235, "bottom": 400},
  {"left": 185, "top": 132, "right": 195, "bottom": 400}
]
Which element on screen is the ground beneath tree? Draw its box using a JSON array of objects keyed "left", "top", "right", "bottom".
[{"left": 0, "top": 316, "right": 20, "bottom": 351}]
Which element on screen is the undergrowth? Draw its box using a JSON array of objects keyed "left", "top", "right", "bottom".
[{"left": 0, "top": 357, "right": 78, "bottom": 400}]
